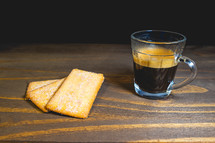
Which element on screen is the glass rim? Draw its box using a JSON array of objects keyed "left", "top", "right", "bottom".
[{"left": 131, "top": 30, "right": 187, "bottom": 45}]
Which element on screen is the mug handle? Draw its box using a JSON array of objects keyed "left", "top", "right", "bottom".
[{"left": 172, "top": 56, "right": 197, "bottom": 89}]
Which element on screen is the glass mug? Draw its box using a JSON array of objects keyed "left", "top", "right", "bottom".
[{"left": 131, "top": 30, "right": 197, "bottom": 99}]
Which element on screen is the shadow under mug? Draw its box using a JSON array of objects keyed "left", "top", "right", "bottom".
[{"left": 131, "top": 30, "right": 197, "bottom": 99}]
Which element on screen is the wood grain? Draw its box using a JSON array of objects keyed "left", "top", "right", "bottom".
[{"left": 0, "top": 44, "right": 214, "bottom": 142}]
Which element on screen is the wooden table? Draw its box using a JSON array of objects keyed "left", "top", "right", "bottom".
[{"left": 0, "top": 44, "right": 215, "bottom": 142}]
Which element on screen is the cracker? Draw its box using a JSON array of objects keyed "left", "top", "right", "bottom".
[
  {"left": 46, "top": 69, "right": 104, "bottom": 118},
  {"left": 28, "top": 78, "right": 65, "bottom": 112},
  {"left": 26, "top": 79, "right": 58, "bottom": 100}
]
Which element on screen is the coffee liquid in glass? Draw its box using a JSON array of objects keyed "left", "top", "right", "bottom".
[{"left": 133, "top": 47, "right": 178, "bottom": 93}]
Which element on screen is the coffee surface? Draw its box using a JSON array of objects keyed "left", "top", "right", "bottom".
[{"left": 133, "top": 47, "right": 176, "bottom": 68}]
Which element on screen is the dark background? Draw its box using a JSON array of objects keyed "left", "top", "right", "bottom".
[{"left": 0, "top": 1, "right": 215, "bottom": 45}]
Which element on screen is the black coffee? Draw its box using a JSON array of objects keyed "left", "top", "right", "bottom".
[
  {"left": 133, "top": 47, "right": 178, "bottom": 93},
  {"left": 133, "top": 62, "right": 178, "bottom": 93}
]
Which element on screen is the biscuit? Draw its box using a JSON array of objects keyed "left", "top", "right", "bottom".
[
  {"left": 28, "top": 78, "right": 65, "bottom": 112},
  {"left": 26, "top": 79, "right": 58, "bottom": 100},
  {"left": 46, "top": 69, "right": 104, "bottom": 118}
]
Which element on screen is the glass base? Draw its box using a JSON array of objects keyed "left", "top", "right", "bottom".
[{"left": 134, "top": 82, "right": 173, "bottom": 99}]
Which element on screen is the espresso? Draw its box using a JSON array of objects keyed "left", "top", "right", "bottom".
[
  {"left": 133, "top": 47, "right": 178, "bottom": 93},
  {"left": 134, "top": 62, "right": 178, "bottom": 93}
]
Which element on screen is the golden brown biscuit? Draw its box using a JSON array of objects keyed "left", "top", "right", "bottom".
[
  {"left": 26, "top": 79, "right": 58, "bottom": 100},
  {"left": 46, "top": 69, "right": 104, "bottom": 118},
  {"left": 28, "top": 78, "right": 65, "bottom": 112}
]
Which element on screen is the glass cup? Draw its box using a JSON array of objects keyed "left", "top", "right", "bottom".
[{"left": 131, "top": 30, "right": 197, "bottom": 99}]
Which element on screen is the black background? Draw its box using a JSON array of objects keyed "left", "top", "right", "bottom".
[{"left": 0, "top": 1, "right": 215, "bottom": 45}]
